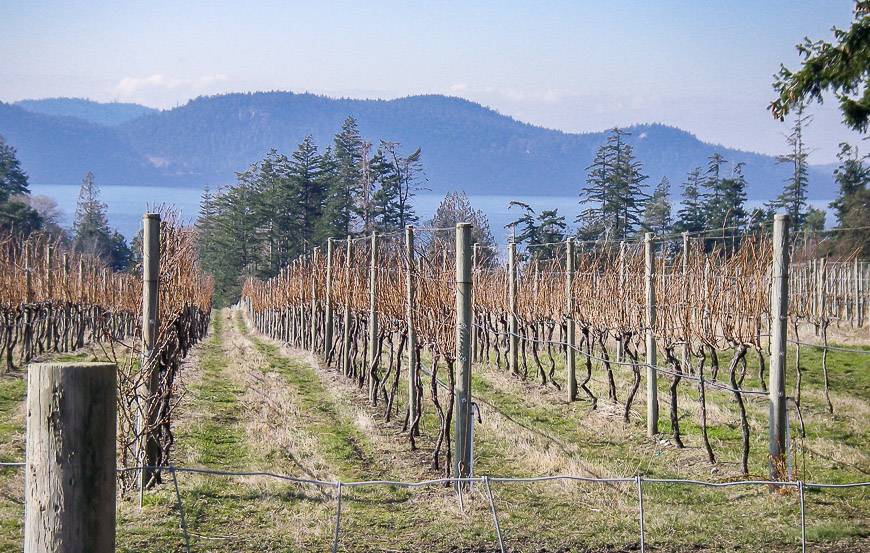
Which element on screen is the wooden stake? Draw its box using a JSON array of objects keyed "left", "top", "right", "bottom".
[
  {"left": 566, "top": 237, "right": 576, "bottom": 401},
  {"left": 645, "top": 232, "right": 658, "bottom": 437},
  {"left": 454, "top": 223, "right": 473, "bottom": 480},
  {"left": 25, "top": 362, "right": 117, "bottom": 553},
  {"left": 769, "top": 214, "right": 790, "bottom": 479}
]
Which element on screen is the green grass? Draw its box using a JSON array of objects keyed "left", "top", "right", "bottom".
[{"left": 1, "top": 312, "right": 867, "bottom": 551}]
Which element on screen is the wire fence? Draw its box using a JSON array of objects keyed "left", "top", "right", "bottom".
[{"left": 1, "top": 461, "right": 867, "bottom": 552}]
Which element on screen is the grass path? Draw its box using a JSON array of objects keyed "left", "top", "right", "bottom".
[{"left": 0, "top": 310, "right": 867, "bottom": 551}]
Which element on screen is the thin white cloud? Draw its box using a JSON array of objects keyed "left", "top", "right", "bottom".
[{"left": 113, "top": 74, "right": 228, "bottom": 101}]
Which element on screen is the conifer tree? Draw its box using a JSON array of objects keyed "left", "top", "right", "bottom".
[
  {"left": 675, "top": 167, "right": 706, "bottom": 233},
  {"left": 642, "top": 177, "right": 672, "bottom": 236},
  {"left": 0, "top": 134, "right": 43, "bottom": 235},
  {"left": 429, "top": 191, "right": 498, "bottom": 265},
  {"left": 322, "top": 116, "right": 365, "bottom": 237},
  {"left": 508, "top": 201, "right": 567, "bottom": 260},
  {"left": 72, "top": 172, "right": 131, "bottom": 270},
  {"left": 769, "top": 104, "right": 812, "bottom": 229},
  {"left": 829, "top": 142, "right": 870, "bottom": 256},
  {"left": 289, "top": 136, "right": 325, "bottom": 249},
  {"left": 578, "top": 128, "right": 647, "bottom": 240}
]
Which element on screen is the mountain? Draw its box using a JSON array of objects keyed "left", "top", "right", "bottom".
[
  {"left": 14, "top": 98, "right": 157, "bottom": 126},
  {"left": 0, "top": 92, "right": 837, "bottom": 199},
  {"left": 0, "top": 102, "right": 167, "bottom": 185}
]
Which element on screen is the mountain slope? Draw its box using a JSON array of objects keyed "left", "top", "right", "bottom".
[
  {"left": 0, "top": 102, "right": 167, "bottom": 185},
  {"left": 1, "top": 92, "right": 837, "bottom": 198},
  {"left": 14, "top": 98, "right": 157, "bottom": 127}
]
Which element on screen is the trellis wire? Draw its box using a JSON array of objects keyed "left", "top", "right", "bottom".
[{"left": 4, "top": 462, "right": 866, "bottom": 551}]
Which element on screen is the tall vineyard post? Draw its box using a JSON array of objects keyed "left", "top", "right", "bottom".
[
  {"left": 406, "top": 226, "right": 419, "bottom": 437},
  {"left": 140, "top": 213, "right": 160, "bottom": 492},
  {"left": 324, "top": 239, "right": 334, "bottom": 358},
  {"left": 566, "top": 237, "right": 577, "bottom": 402},
  {"left": 769, "top": 214, "right": 790, "bottom": 480},
  {"left": 368, "top": 232, "right": 379, "bottom": 403},
  {"left": 644, "top": 232, "right": 658, "bottom": 437},
  {"left": 454, "top": 223, "right": 474, "bottom": 482},
  {"left": 508, "top": 239, "right": 518, "bottom": 375}
]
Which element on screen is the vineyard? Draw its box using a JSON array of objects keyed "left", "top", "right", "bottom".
[{"left": 1, "top": 216, "right": 868, "bottom": 552}]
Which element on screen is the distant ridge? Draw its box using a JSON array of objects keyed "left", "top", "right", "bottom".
[
  {"left": 0, "top": 91, "right": 836, "bottom": 199},
  {"left": 14, "top": 97, "right": 157, "bottom": 127}
]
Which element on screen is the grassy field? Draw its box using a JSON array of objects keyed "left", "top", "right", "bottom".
[{"left": 0, "top": 308, "right": 867, "bottom": 551}]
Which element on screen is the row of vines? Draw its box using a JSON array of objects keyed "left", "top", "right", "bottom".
[
  {"left": 2, "top": 211, "right": 214, "bottom": 490},
  {"left": 242, "top": 227, "right": 868, "bottom": 478}
]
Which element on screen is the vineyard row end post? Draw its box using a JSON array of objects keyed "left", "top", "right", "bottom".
[
  {"left": 324, "top": 239, "right": 334, "bottom": 357},
  {"left": 342, "top": 236, "right": 353, "bottom": 376},
  {"left": 508, "top": 239, "right": 518, "bottom": 375},
  {"left": 368, "top": 231, "right": 379, "bottom": 403},
  {"left": 310, "top": 247, "right": 319, "bottom": 351},
  {"left": 769, "top": 213, "right": 790, "bottom": 479},
  {"left": 406, "top": 226, "right": 419, "bottom": 435},
  {"left": 140, "top": 212, "right": 161, "bottom": 492},
  {"left": 454, "top": 222, "right": 474, "bottom": 482},
  {"left": 566, "top": 237, "right": 577, "bottom": 401},
  {"left": 25, "top": 362, "right": 117, "bottom": 553},
  {"left": 645, "top": 232, "right": 658, "bottom": 437}
]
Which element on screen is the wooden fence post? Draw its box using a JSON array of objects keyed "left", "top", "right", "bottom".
[
  {"left": 310, "top": 247, "right": 319, "bottom": 352},
  {"left": 645, "top": 232, "right": 658, "bottom": 437},
  {"left": 368, "top": 232, "right": 379, "bottom": 403},
  {"left": 454, "top": 223, "right": 473, "bottom": 480},
  {"left": 140, "top": 212, "right": 160, "bottom": 489},
  {"left": 406, "top": 226, "right": 419, "bottom": 435},
  {"left": 325, "top": 239, "right": 334, "bottom": 358},
  {"left": 566, "top": 237, "right": 576, "bottom": 401},
  {"left": 769, "top": 214, "right": 790, "bottom": 479},
  {"left": 472, "top": 243, "right": 479, "bottom": 363},
  {"left": 342, "top": 236, "right": 352, "bottom": 376},
  {"left": 508, "top": 239, "right": 519, "bottom": 375},
  {"left": 25, "top": 362, "right": 117, "bottom": 553}
]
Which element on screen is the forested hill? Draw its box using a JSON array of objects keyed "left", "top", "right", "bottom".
[
  {"left": 15, "top": 98, "right": 156, "bottom": 126},
  {"left": 1, "top": 92, "right": 836, "bottom": 198}
]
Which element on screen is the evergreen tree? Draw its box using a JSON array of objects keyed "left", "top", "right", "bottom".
[
  {"left": 675, "top": 167, "right": 706, "bottom": 233},
  {"left": 769, "top": 104, "right": 811, "bottom": 229},
  {"left": 72, "top": 172, "right": 131, "bottom": 270},
  {"left": 0, "top": 135, "right": 29, "bottom": 202},
  {"left": 508, "top": 201, "right": 567, "bottom": 260},
  {"left": 429, "top": 191, "right": 498, "bottom": 266},
  {"left": 370, "top": 141, "right": 422, "bottom": 232},
  {"left": 0, "top": 134, "right": 43, "bottom": 235},
  {"left": 829, "top": 142, "right": 870, "bottom": 256},
  {"left": 578, "top": 128, "right": 648, "bottom": 240},
  {"left": 289, "top": 136, "right": 324, "bottom": 249},
  {"left": 321, "top": 116, "right": 365, "bottom": 238},
  {"left": 642, "top": 177, "right": 672, "bottom": 236}
]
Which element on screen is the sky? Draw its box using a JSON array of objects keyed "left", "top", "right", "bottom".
[{"left": 0, "top": 0, "right": 864, "bottom": 163}]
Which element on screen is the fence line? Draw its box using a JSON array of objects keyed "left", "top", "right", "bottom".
[{"left": 4, "top": 461, "right": 868, "bottom": 552}]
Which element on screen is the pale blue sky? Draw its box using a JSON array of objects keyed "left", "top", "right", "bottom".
[{"left": 1, "top": 0, "right": 864, "bottom": 162}]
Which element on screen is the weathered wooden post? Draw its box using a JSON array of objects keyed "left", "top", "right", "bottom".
[
  {"left": 566, "top": 237, "right": 577, "bottom": 401},
  {"left": 325, "top": 239, "right": 334, "bottom": 358},
  {"left": 406, "top": 226, "right": 419, "bottom": 435},
  {"left": 342, "top": 237, "right": 352, "bottom": 376},
  {"left": 24, "top": 362, "right": 117, "bottom": 553},
  {"left": 681, "top": 232, "right": 690, "bottom": 372},
  {"left": 454, "top": 223, "right": 473, "bottom": 481},
  {"left": 769, "top": 214, "right": 790, "bottom": 479},
  {"left": 854, "top": 257, "right": 860, "bottom": 327},
  {"left": 310, "top": 247, "right": 319, "bottom": 352},
  {"left": 368, "top": 232, "right": 379, "bottom": 403},
  {"left": 645, "top": 232, "right": 658, "bottom": 437},
  {"left": 471, "top": 243, "right": 479, "bottom": 363},
  {"left": 616, "top": 240, "right": 626, "bottom": 362},
  {"left": 140, "top": 212, "right": 160, "bottom": 489},
  {"left": 508, "top": 238, "right": 519, "bottom": 375}
]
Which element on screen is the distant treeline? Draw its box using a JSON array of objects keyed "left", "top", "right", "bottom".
[{"left": 197, "top": 116, "right": 433, "bottom": 304}]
